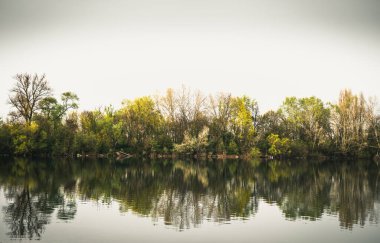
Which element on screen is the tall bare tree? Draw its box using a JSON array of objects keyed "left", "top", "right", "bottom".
[{"left": 8, "top": 73, "right": 52, "bottom": 124}]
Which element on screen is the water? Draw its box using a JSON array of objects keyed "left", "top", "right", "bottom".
[{"left": 0, "top": 158, "right": 379, "bottom": 243}]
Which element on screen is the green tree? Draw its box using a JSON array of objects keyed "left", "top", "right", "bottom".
[
  {"left": 121, "top": 96, "right": 163, "bottom": 153},
  {"left": 75, "top": 110, "right": 104, "bottom": 154},
  {"left": 267, "top": 133, "right": 291, "bottom": 157},
  {"left": 256, "top": 110, "right": 286, "bottom": 154},
  {"left": 280, "top": 96, "right": 330, "bottom": 152},
  {"left": 39, "top": 92, "right": 79, "bottom": 122},
  {"left": 11, "top": 122, "right": 45, "bottom": 156},
  {"left": 230, "top": 96, "right": 257, "bottom": 154}
]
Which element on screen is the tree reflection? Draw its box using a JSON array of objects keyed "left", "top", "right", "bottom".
[
  {"left": 4, "top": 188, "right": 49, "bottom": 239},
  {"left": 145, "top": 160, "right": 258, "bottom": 229},
  {"left": 329, "top": 163, "right": 378, "bottom": 228},
  {"left": 0, "top": 157, "right": 379, "bottom": 238},
  {"left": 255, "top": 160, "right": 380, "bottom": 229},
  {"left": 74, "top": 159, "right": 258, "bottom": 229},
  {"left": 0, "top": 158, "right": 77, "bottom": 239}
]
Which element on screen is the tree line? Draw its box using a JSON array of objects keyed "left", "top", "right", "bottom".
[{"left": 0, "top": 73, "right": 379, "bottom": 158}]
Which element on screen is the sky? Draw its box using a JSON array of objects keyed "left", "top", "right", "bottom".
[{"left": 1, "top": 0, "right": 380, "bottom": 118}]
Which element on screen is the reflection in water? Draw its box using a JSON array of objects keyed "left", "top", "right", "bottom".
[
  {"left": 0, "top": 159, "right": 77, "bottom": 239},
  {"left": 0, "top": 158, "right": 379, "bottom": 239},
  {"left": 116, "top": 160, "right": 258, "bottom": 229},
  {"left": 256, "top": 160, "right": 380, "bottom": 229},
  {"left": 4, "top": 188, "right": 50, "bottom": 239}
]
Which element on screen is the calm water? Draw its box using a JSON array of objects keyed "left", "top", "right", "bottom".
[{"left": 0, "top": 158, "right": 379, "bottom": 243}]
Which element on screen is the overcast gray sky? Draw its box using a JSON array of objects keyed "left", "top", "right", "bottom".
[{"left": 1, "top": 0, "right": 379, "bottom": 118}]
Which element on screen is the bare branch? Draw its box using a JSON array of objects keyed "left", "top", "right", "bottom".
[{"left": 8, "top": 73, "right": 52, "bottom": 124}]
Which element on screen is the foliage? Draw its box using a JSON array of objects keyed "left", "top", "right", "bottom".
[
  {"left": 230, "top": 96, "right": 257, "bottom": 154},
  {"left": 173, "top": 126, "right": 209, "bottom": 154},
  {"left": 267, "top": 133, "right": 291, "bottom": 157},
  {"left": 280, "top": 96, "right": 330, "bottom": 151},
  {"left": 330, "top": 90, "right": 374, "bottom": 156},
  {"left": 121, "top": 96, "right": 163, "bottom": 153},
  {"left": 1, "top": 73, "right": 379, "bottom": 158},
  {"left": 0, "top": 120, "right": 13, "bottom": 154},
  {"left": 249, "top": 147, "right": 261, "bottom": 158}
]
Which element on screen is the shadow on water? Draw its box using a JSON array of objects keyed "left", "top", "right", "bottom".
[{"left": 0, "top": 157, "right": 379, "bottom": 239}]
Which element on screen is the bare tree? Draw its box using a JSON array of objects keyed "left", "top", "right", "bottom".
[{"left": 8, "top": 73, "right": 52, "bottom": 124}]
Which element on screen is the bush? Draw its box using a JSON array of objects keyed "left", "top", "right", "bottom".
[
  {"left": 250, "top": 147, "right": 261, "bottom": 158},
  {"left": 173, "top": 127, "right": 209, "bottom": 154}
]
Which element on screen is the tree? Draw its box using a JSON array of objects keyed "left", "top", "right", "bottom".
[
  {"left": 367, "top": 116, "right": 380, "bottom": 156},
  {"left": 208, "top": 93, "right": 233, "bottom": 153},
  {"left": 39, "top": 97, "right": 59, "bottom": 119},
  {"left": 39, "top": 92, "right": 79, "bottom": 122},
  {"left": 365, "top": 98, "right": 380, "bottom": 157},
  {"left": 34, "top": 92, "right": 79, "bottom": 155},
  {"left": 156, "top": 88, "right": 178, "bottom": 142},
  {"left": 280, "top": 96, "right": 330, "bottom": 152},
  {"left": 330, "top": 90, "right": 372, "bottom": 156},
  {"left": 256, "top": 110, "right": 286, "bottom": 153},
  {"left": 175, "top": 86, "right": 208, "bottom": 141},
  {"left": 267, "top": 133, "right": 291, "bottom": 157},
  {"left": 230, "top": 96, "right": 257, "bottom": 154},
  {"left": 121, "top": 96, "right": 163, "bottom": 153},
  {"left": 8, "top": 73, "right": 52, "bottom": 124}
]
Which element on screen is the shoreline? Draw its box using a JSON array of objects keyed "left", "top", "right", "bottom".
[{"left": 1, "top": 152, "right": 379, "bottom": 162}]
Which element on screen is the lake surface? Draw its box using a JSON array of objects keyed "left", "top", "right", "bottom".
[{"left": 0, "top": 158, "right": 379, "bottom": 243}]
